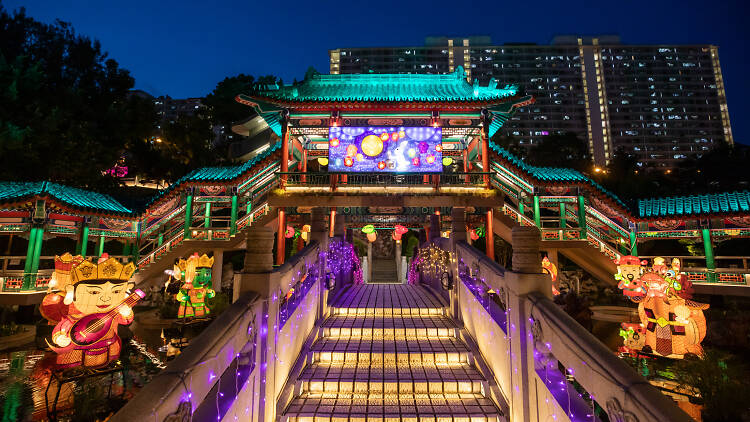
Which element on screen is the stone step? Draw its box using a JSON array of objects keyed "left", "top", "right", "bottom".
[
  {"left": 298, "top": 362, "right": 486, "bottom": 395},
  {"left": 282, "top": 392, "right": 501, "bottom": 422},
  {"left": 332, "top": 307, "right": 445, "bottom": 317},
  {"left": 311, "top": 337, "right": 471, "bottom": 364},
  {"left": 323, "top": 315, "right": 458, "bottom": 339}
]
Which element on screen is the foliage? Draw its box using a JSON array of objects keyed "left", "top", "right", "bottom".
[
  {"left": 0, "top": 322, "right": 20, "bottom": 337},
  {"left": 671, "top": 349, "right": 750, "bottom": 421},
  {"left": 0, "top": 6, "right": 157, "bottom": 189},
  {"left": 203, "top": 74, "right": 282, "bottom": 138}
]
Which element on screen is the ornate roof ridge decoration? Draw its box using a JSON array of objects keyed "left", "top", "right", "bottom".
[
  {"left": 0, "top": 181, "right": 133, "bottom": 216},
  {"left": 237, "top": 67, "right": 522, "bottom": 106}
]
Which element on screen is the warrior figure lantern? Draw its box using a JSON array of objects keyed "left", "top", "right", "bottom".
[
  {"left": 41, "top": 253, "right": 144, "bottom": 369},
  {"left": 615, "top": 256, "right": 708, "bottom": 359},
  {"left": 173, "top": 253, "right": 216, "bottom": 318}
]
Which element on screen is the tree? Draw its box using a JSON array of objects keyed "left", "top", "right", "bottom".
[
  {"left": 204, "top": 74, "right": 282, "bottom": 140},
  {"left": 526, "top": 132, "right": 592, "bottom": 172},
  {"left": 0, "top": 6, "right": 157, "bottom": 189}
]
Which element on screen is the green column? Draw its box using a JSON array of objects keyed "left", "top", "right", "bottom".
[
  {"left": 702, "top": 228, "right": 716, "bottom": 282},
  {"left": 122, "top": 241, "right": 131, "bottom": 258},
  {"left": 157, "top": 233, "right": 164, "bottom": 247},
  {"left": 22, "top": 227, "right": 38, "bottom": 289},
  {"left": 559, "top": 203, "right": 566, "bottom": 228},
  {"left": 533, "top": 196, "right": 541, "bottom": 228},
  {"left": 629, "top": 231, "right": 638, "bottom": 256},
  {"left": 80, "top": 225, "right": 89, "bottom": 256},
  {"left": 577, "top": 195, "right": 587, "bottom": 239},
  {"left": 133, "top": 221, "right": 140, "bottom": 263},
  {"left": 97, "top": 235, "right": 105, "bottom": 257},
  {"left": 183, "top": 194, "right": 193, "bottom": 239},
  {"left": 204, "top": 202, "right": 212, "bottom": 228},
  {"left": 230, "top": 195, "right": 239, "bottom": 235},
  {"left": 27, "top": 226, "right": 44, "bottom": 290}
]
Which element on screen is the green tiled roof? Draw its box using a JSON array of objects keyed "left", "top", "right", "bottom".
[
  {"left": 0, "top": 181, "right": 132, "bottom": 214},
  {"left": 252, "top": 68, "right": 519, "bottom": 103},
  {"left": 488, "top": 141, "right": 629, "bottom": 209},
  {"left": 638, "top": 191, "right": 750, "bottom": 218}
]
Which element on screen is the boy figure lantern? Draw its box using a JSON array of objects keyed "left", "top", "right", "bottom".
[
  {"left": 42, "top": 254, "right": 144, "bottom": 369},
  {"left": 173, "top": 253, "right": 215, "bottom": 318},
  {"left": 615, "top": 256, "right": 708, "bottom": 359}
]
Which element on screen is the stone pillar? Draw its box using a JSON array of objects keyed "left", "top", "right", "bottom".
[
  {"left": 430, "top": 213, "right": 441, "bottom": 241},
  {"left": 451, "top": 207, "right": 467, "bottom": 244},
  {"left": 545, "top": 248, "right": 558, "bottom": 268},
  {"left": 310, "top": 207, "right": 329, "bottom": 316},
  {"left": 235, "top": 226, "right": 276, "bottom": 301},
  {"left": 505, "top": 226, "right": 550, "bottom": 422},
  {"left": 333, "top": 213, "right": 346, "bottom": 239},
  {"left": 212, "top": 249, "right": 223, "bottom": 292}
]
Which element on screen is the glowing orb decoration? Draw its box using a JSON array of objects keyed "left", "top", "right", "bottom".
[
  {"left": 367, "top": 232, "right": 377, "bottom": 243},
  {"left": 361, "top": 224, "right": 375, "bottom": 234},
  {"left": 442, "top": 157, "right": 453, "bottom": 166},
  {"left": 301, "top": 224, "right": 311, "bottom": 233},
  {"left": 469, "top": 229, "right": 479, "bottom": 241},
  {"left": 394, "top": 225, "right": 409, "bottom": 235},
  {"left": 317, "top": 157, "right": 329, "bottom": 166},
  {"left": 285, "top": 226, "right": 295, "bottom": 238},
  {"left": 328, "top": 127, "right": 442, "bottom": 172},
  {"left": 346, "top": 144, "right": 358, "bottom": 157},
  {"left": 361, "top": 134, "right": 384, "bottom": 157}
]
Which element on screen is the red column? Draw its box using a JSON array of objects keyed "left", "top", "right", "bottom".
[
  {"left": 280, "top": 117, "right": 289, "bottom": 188},
  {"left": 276, "top": 209, "right": 285, "bottom": 265},
  {"left": 481, "top": 133, "right": 490, "bottom": 188},
  {"left": 329, "top": 209, "right": 336, "bottom": 238},
  {"left": 463, "top": 148, "right": 470, "bottom": 184},
  {"left": 300, "top": 148, "right": 307, "bottom": 183},
  {"left": 486, "top": 209, "right": 494, "bottom": 260}
]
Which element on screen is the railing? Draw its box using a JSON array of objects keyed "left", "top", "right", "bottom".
[
  {"left": 278, "top": 171, "right": 491, "bottom": 189},
  {"left": 449, "top": 240, "right": 692, "bottom": 422},
  {"left": 638, "top": 255, "right": 750, "bottom": 286},
  {"left": 1, "top": 255, "right": 130, "bottom": 292}
]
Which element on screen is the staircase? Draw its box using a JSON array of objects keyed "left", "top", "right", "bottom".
[
  {"left": 281, "top": 284, "right": 503, "bottom": 421},
  {"left": 371, "top": 258, "right": 399, "bottom": 283}
]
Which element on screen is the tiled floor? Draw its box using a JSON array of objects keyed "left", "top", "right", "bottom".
[{"left": 282, "top": 283, "right": 502, "bottom": 422}]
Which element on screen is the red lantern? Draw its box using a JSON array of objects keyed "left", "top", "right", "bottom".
[
  {"left": 344, "top": 157, "right": 354, "bottom": 167},
  {"left": 377, "top": 161, "right": 386, "bottom": 170},
  {"left": 470, "top": 229, "right": 479, "bottom": 241},
  {"left": 329, "top": 138, "right": 339, "bottom": 147},
  {"left": 285, "top": 226, "right": 295, "bottom": 238},
  {"left": 395, "top": 225, "right": 409, "bottom": 235}
]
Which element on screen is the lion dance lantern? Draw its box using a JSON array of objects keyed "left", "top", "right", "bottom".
[
  {"left": 173, "top": 253, "right": 216, "bottom": 318},
  {"left": 615, "top": 256, "right": 708, "bottom": 359},
  {"left": 41, "top": 253, "right": 144, "bottom": 369}
]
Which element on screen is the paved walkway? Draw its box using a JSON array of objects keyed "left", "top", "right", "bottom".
[{"left": 281, "top": 284, "right": 503, "bottom": 421}]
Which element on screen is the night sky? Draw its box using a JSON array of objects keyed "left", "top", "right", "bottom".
[{"left": 4, "top": 0, "right": 747, "bottom": 144}]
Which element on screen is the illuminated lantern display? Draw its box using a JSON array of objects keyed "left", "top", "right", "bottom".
[
  {"left": 367, "top": 232, "right": 377, "bottom": 243},
  {"left": 285, "top": 225, "right": 296, "bottom": 239},
  {"left": 173, "top": 253, "right": 216, "bottom": 319},
  {"left": 442, "top": 157, "right": 453, "bottom": 166},
  {"left": 394, "top": 225, "right": 409, "bottom": 236},
  {"left": 541, "top": 256, "right": 559, "bottom": 295},
  {"left": 317, "top": 157, "right": 329, "bottom": 166},
  {"left": 618, "top": 323, "right": 646, "bottom": 356},
  {"left": 469, "top": 229, "right": 479, "bottom": 241},
  {"left": 615, "top": 256, "right": 709, "bottom": 358},
  {"left": 361, "top": 224, "right": 375, "bottom": 234},
  {"left": 41, "top": 254, "right": 144, "bottom": 369},
  {"left": 301, "top": 224, "right": 311, "bottom": 242}
]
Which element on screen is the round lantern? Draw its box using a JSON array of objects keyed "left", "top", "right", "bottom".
[
  {"left": 361, "top": 224, "right": 375, "bottom": 234},
  {"left": 317, "top": 157, "right": 329, "bottom": 166},
  {"left": 285, "top": 226, "right": 295, "bottom": 238},
  {"left": 367, "top": 232, "right": 377, "bottom": 243},
  {"left": 394, "top": 225, "right": 409, "bottom": 235},
  {"left": 469, "top": 229, "right": 479, "bottom": 241}
]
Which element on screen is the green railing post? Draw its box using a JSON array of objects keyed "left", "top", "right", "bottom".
[
  {"left": 230, "top": 195, "right": 239, "bottom": 235},
  {"left": 204, "top": 202, "right": 211, "bottom": 229},
  {"left": 533, "top": 196, "right": 541, "bottom": 228},
  {"left": 577, "top": 195, "right": 587, "bottom": 239},
  {"left": 27, "top": 226, "right": 44, "bottom": 290},
  {"left": 22, "top": 227, "right": 38, "bottom": 290},
  {"left": 133, "top": 221, "right": 140, "bottom": 264},
  {"left": 183, "top": 194, "right": 193, "bottom": 239},
  {"left": 80, "top": 225, "right": 89, "bottom": 256},
  {"left": 97, "top": 235, "right": 105, "bottom": 257},
  {"left": 629, "top": 231, "right": 638, "bottom": 256},
  {"left": 702, "top": 228, "right": 716, "bottom": 282},
  {"left": 559, "top": 202, "right": 566, "bottom": 229}
]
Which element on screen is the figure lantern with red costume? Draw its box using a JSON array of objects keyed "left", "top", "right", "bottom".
[{"left": 41, "top": 254, "right": 144, "bottom": 369}]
